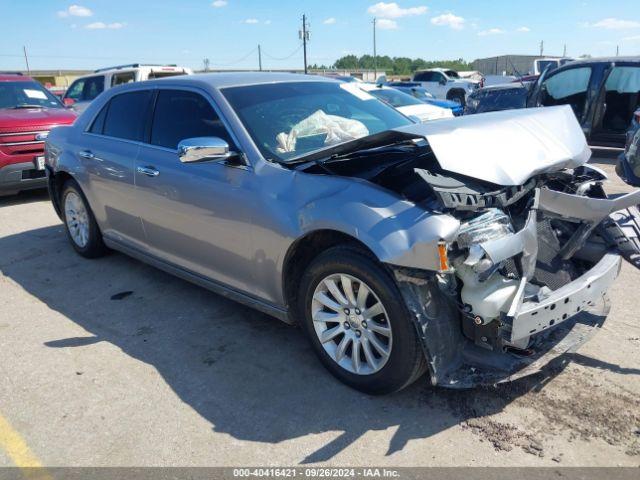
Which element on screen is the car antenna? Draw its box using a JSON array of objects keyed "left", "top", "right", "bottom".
[{"left": 508, "top": 57, "right": 526, "bottom": 88}]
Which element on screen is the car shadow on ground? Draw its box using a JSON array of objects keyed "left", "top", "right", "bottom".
[
  {"left": 1, "top": 224, "right": 628, "bottom": 463},
  {"left": 0, "top": 189, "right": 50, "bottom": 207}
]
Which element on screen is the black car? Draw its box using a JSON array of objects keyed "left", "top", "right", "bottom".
[
  {"left": 465, "top": 57, "right": 640, "bottom": 148},
  {"left": 616, "top": 108, "right": 640, "bottom": 186}
]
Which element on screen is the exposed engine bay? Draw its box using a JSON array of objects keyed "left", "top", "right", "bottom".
[{"left": 299, "top": 140, "right": 640, "bottom": 386}]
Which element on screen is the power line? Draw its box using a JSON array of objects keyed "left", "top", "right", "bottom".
[{"left": 261, "top": 44, "right": 302, "bottom": 61}]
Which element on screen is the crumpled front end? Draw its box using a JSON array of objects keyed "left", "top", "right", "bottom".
[{"left": 394, "top": 166, "right": 640, "bottom": 388}]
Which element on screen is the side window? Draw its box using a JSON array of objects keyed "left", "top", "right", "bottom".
[
  {"left": 65, "top": 79, "right": 85, "bottom": 101},
  {"left": 89, "top": 103, "right": 109, "bottom": 134},
  {"left": 414, "top": 72, "right": 433, "bottom": 82},
  {"left": 150, "top": 90, "right": 235, "bottom": 150},
  {"left": 83, "top": 76, "right": 105, "bottom": 101},
  {"left": 601, "top": 66, "right": 640, "bottom": 133},
  {"left": 103, "top": 90, "right": 153, "bottom": 141},
  {"left": 112, "top": 72, "right": 136, "bottom": 87},
  {"left": 541, "top": 67, "right": 592, "bottom": 118},
  {"left": 435, "top": 73, "right": 446, "bottom": 83}
]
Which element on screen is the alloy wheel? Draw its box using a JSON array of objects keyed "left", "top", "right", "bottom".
[{"left": 311, "top": 273, "right": 393, "bottom": 375}]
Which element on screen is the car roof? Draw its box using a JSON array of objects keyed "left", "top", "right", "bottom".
[
  {"left": 555, "top": 56, "right": 640, "bottom": 67},
  {"left": 118, "top": 72, "right": 340, "bottom": 91},
  {"left": 0, "top": 73, "right": 34, "bottom": 82}
]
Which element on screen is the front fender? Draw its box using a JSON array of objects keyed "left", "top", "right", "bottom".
[{"left": 295, "top": 181, "right": 460, "bottom": 271}]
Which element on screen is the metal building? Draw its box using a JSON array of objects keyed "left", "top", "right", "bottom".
[{"left": 472, "top": 55, "right": 561, "bottom": 76}]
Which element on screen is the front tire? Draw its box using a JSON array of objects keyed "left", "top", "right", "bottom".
[
  {"left": 298, "top": 246, "right": 426, "bottom": 394},
  {"left": 61, "top": 179, "right": 107, "bottom": 258}
]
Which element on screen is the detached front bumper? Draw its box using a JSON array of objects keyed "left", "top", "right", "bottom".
[{"left": 507, "top": 253, "right": 621, "bottom": 343}]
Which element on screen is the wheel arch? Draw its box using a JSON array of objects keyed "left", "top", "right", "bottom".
[
  {"left": 282, "top": 229, "right": 377, "bottom": 321},
  {"left": 47, "top": 169, "right": 75, "bottom": 219},
  {"left": 446, "top": 88, "right": 467, "bottom": 103}
]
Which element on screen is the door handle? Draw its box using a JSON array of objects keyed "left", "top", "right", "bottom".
[
  {"left": 78, "top": 150, "right": 95, "bottom": 160},
  {"left": 137, "top": 166, "right": 160, "bottom": 177}
]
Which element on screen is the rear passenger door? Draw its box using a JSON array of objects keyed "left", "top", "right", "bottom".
[
  {"left": 134, "top": 88, "right": 257, "bottom": 293},
  {"left": 81, "top": 90, "right": 153, "bottom": 249}
]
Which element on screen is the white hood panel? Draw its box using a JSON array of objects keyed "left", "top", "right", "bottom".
[{"left": 395, "top": 106, "right": 591, "bottom": 186}]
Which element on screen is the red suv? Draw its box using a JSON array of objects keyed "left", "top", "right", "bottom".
[{"left": 0, "top": 73, "right": 76, "bottom": 196}]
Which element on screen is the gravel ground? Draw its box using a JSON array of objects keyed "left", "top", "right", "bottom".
[{"left": 0, "top": 156, "right": 638, "bottom": 467}]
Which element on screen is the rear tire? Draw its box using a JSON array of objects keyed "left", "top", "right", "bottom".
[
  {"left": 298, "top": 246, "right": 426, "bottom": 395},
  {"left": 61, "top": 179, "right": 107, "bottom": 258}
]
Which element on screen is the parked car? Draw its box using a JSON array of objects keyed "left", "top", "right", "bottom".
[
  {"left": 62, "top": 63, "right": 193, "bottom": 114},
  {"left": 616, "top": 108, "right": 640, "bottom": 186},
  {"left": 533, "top": 57, "right": 574, "bottom": 76},
  {"left": 0, "top": 73, "right": 76, "bottom": 196},
  {"left": 465, "top": 57, "right": 640, "bottom": 148},
  {"left": 46, "top": 73, "right": 640, "bottom": 393},
  {"left": 384, "top": 82, "right": 464, "bottom": 116},
  {"left": 358, "top": 83, "right": 453, "bottom": 122},
  {"left": 411, "top": 68, "right": 480, "bottom": 105}
]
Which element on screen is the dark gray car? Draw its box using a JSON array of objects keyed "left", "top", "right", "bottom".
[{"left": 45, "top": 73, "right": 640, "bottom": 393}]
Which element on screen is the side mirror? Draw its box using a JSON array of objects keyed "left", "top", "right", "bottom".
[
  {"left": 178, "top": 137, "right": 237, "bottom": 164},
  {"left": 63, "top": 97, "right": 76, "bottom": 107}
]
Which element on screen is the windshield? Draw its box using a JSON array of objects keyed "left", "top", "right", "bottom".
[
  {"left": 408, "top": 88, "right": 432, "bottom": 100},
  {"left": 537, "top": 60, "right": 559, "bottom": 73},
  {"left": 0, "top": 81, "right": 63, "bottom": 109},
  {"left": 222, "top": 81, "right": 412, "bottom": 162},
  {"left": 368, "top": 88, "right": 424, "bottom": 108}
]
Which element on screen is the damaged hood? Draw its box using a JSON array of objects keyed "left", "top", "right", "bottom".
[{"left": 394, "top": 105, "right": 591, "bottom": 186}]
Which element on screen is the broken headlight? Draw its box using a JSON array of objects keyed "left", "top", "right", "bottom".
[{"left": 456, "top": 209, "right": 514, "bottom": 249}]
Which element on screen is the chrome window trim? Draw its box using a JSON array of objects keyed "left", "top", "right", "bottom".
[{"left": 82, "top": 85, "right": 251, "bottom": 169}]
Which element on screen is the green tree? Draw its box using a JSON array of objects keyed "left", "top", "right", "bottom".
[{"left": 332, "top": 55, "right": 472, "bottom": 75}]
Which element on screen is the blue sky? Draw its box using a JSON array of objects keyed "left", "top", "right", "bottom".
[{"left": 1, "top": 0, "right": 639, "bottom": 71}]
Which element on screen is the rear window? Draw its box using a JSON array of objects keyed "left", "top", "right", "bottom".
[{"left": 102, "top": 90, "right": 152, "bottom": 141}]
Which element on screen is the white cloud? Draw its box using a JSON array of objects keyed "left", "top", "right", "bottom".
[
  {"left": 377, "top": 18, "right": 398, "bottom": 30},
  {"left": 478, "top": 28, "right": 505, "bottom": 36},
  {"left": 323, "top": 17, "right": 337, "bottom": 25},
  {"left": 624, "top": 35, "right": 640, "bottom": 41},
  {"left": 367, "top": 2, "right": 428, "bottom": 19},
  {"left": 243, "top": 18, "right": 259, "bottom": 24},
  {"left": 85, "top": 22, "right": 126, "bottom": 30},
  {"left": 430, "top": 13, "right": 465, "bottom": 30},
  {"left": 517, "top": 26, "right": 531, "bottom": 32},
  {"left": 58, "top": 5, "right": 93, "bottom": 18},
  {"left": 211, "top": 0, "right": 227, "bottom": 7},
  {"left": 588, "top": 18, "right": 640, "bottom": 30}
]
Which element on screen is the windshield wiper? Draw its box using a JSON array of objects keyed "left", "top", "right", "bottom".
[
  {"left": 12, "top": 104, "right": 44, "bottom": 109},
  {"left": 321, "top": 139, "right": 423, "bottom": 164}
]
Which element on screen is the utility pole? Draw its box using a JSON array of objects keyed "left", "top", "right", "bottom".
[
  {"left": 562, "top": 44, "right": 567, "bottom": 57},
  {"left": 299, "top": 14, "right": 310, "bottom": 74},
  {"left": 539, "top": 40, "right": 544, "bottom": 57},
  {"left": 616, "top": 45, "right": 620, "bottom": 56},
  {"left": 203, "top": 58, "right": 210, "bottom": 72},
  {"left": 23, "top": 46, "right": 30, "bottom": 74},
  {"left": 258, "top": 44, "right": 262, "bottom": 71},
  {"left": 372, "top": 18, "right": 377, "bottom": 79}
]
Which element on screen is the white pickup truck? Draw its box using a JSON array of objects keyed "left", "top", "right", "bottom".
[
  {"left": 412, "top": 68, "right": 480, "bottom": 106},
  {"left": 62, "top": 63, "right": 192, "bottom": 113}
]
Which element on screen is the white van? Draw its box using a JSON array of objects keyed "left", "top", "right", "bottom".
[{"left": 62, "top": 64, "right": 193, "bottom": 113}]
